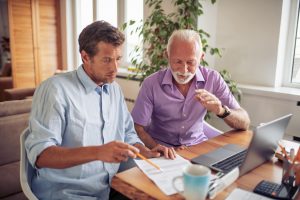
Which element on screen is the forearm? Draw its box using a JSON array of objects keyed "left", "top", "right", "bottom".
[
  {"left": 36, "top": 146, "right": 100, "bottom": 169},
  {"left": 134, "top": 123, "right": 157, "bottom": 149},
  {"left": 223, "top": 108, "right": 250, "bottom": 130}
]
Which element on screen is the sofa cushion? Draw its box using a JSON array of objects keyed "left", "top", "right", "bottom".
[
  {"left": 0, "top": 99, "right": 32, "bottom": 117},
  {"left": 0, "top": 113, "right": 29, "bottom": 165},
  {"left": 0, "top": 162, "right": 21, "bottom": 198}
]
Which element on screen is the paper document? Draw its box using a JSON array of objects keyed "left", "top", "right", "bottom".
[
  {"left": 134, "top": 155, "right": 191, "bottom": 195},
  {"left": 226, "top": 188, "right": 272, "bottom": 200}
]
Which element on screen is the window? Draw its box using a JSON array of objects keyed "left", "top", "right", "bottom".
[
  {"left": 96, "top": 0, "right": 118, "bottom": 27},
  {"left": 74, "top": 0, "right": 143, "bottom": 68},
  {"left": 292, "top": 11, "right": 300, "bottom": 84},
  {"left": 124, "top": 0, "right": 143, "bottom": 65},
  {"left": 283, "top": 0, "right": 300, "bottom": 88},
  {"left": 75, "top": 0, "right": 93, "bottom": 66}
]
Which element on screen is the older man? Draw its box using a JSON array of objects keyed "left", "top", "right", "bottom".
[{"left": 131, "top": 29, "right": 250, "bottom": 159}]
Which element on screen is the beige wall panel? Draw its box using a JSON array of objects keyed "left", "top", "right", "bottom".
[
  {"left": 8, "top": 0, "right": 36, "bottom": 88},
  {"left": 37, "top": 0, "right": 62, "bottom": 82}
]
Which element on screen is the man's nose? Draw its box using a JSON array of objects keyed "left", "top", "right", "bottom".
[
  {"left": 182, "top": 63, "right": 189, "bottom": 73},
  {"left": 111, "top": 60, "right": 118, "bottom": 72}
]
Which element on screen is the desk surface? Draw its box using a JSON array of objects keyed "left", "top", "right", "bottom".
[{"left": 111, "top": 130, "right": 295, "bottom": 200}]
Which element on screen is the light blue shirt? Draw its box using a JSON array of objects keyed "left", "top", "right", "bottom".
[{"left": 25, "top": 65, "right": 142, "bottom": 200}]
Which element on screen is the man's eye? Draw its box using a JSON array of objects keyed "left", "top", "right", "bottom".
[
  {"left": 103, "top": 58, "right": 111, "bottom": 63},
  {"left": 187, "top": 61, "right": 196, "bottom": 66}
]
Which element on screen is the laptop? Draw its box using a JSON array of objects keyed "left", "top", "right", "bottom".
[{"left": 191, "top": 114, "right": 292, "bottom": 176}]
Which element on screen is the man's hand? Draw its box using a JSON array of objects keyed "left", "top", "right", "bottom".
[
  {"left": 134, "top": 143, "right": 176, "bottom": 159},
  {"left": 195, "top": 89, "right": 224, "bottom": 115},
  {"left": 97, "top": 141, "right": 140, "bottom": 163},
  {"left": 152, "top": 144, "right": 176, "bottom": 159}
]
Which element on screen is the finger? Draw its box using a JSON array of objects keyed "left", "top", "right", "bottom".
[
  {"left": 116, "top": 141, "right": 140, "bottom": 154},
  {"left": 123, "top": 149, "right": 137, "bottom": 159},
  {"left": 195, "top": 89, "right": 206, "bottom": 94},
  {"left": 206, "top": 100, "right": 218, "bottom": 105},
  {"left": 164, "top": 147, "right": 169, "bottom": 159},
  {"left": 176, "top": 145, "right": 186, "bottom": 151},
  {"left": 113, "top": 154, "right": 124, "bottom": 163},
  {"left": 119, "top": 154, "right": 129, "bottom": 162},
  {"left": 168, "top": 147, "right": 176, "bottom": 159},
  {"left": 148, "top": 151, "right": 160, "bottom": 158},
  {"left": 153, "top": 145, "right": 166, "bottom": 158}
]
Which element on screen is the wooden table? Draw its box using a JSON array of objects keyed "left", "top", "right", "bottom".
[{"left": 111, "top": 130, "right": 298, "bottom": 200}]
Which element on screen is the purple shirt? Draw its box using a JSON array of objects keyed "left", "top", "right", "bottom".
[{"left": 131, "top": 66, "right": 240, "bottom": 146}]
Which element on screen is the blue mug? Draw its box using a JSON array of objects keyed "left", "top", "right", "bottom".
[{"left": 173, "top": 164, "right": 211, "bottom": 200}]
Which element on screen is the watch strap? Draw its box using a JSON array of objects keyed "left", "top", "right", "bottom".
[{"left": 217, "top": 105, "right": 231, "bottom": 119}]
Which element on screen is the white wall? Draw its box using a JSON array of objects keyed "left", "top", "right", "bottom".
[{"left": 214, "top": 0, "right": 283, "bottom": 87}]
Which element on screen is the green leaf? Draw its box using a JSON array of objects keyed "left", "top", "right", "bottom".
[
  {"left": 121, "top": 23, "right": 127, "bottom": 31},
  {"left": 129, "top": 20, "right": 136, "bottom": 25}
]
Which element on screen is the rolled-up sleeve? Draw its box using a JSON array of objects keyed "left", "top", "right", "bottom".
[
  {"left": 213, "top": 71, "right": 240, "bottom": 109},
  {"left": 25, "top": 81, "right": 65, "bottom": 168}
]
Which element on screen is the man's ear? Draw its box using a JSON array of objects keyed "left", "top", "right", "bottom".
[
  {"left": 164, "top": 50, "right": 168, "bottom": 59},
  {"left": 200, "top": 53, "right": 204, "bottom": 61},
  {"left": 80, "top": 50, "right": 90, "bottom": 64}
]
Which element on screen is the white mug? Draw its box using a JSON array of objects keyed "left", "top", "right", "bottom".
[{"left": 173, "top": 164, "right": 211, "bottom": 200}]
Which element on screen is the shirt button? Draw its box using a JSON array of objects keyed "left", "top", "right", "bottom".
[{"left": 181, "top": 126, "right": 185, "bottom": 129}]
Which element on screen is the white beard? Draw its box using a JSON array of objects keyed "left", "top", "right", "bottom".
[{"left": 170, "top": 67, "right": 196, "bottom": 84}]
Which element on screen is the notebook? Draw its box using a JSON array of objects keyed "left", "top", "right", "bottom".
[{"left": 191, "top": 114, "right": 292, "bottom": 176}]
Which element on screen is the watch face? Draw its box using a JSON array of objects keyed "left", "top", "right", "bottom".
[{"left": 217, "top": 105, "right": 231, "bottom": 119}]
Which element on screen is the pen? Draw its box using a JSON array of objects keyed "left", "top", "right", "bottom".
[
  {"left": 295, "top": 147, "right": 300, "bottom": 163},
  {"left": 290, "top": 148, "right": 295, "bottom": 163},
  {"left": 136, "top": 153, "right": 163, "bottom": 172},
  {"left": 278, "top": 143, "right": 290, "bottom": 161}
]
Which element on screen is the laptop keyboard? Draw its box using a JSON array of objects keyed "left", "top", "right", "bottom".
[{"left": 212, "top": 149, "right": 247, "bottom": 172}]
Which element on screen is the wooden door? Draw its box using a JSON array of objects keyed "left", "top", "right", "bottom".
[
  {"left": 8, "top": 0, "right": 36, "bottom": 88},
  {"left": 36, "top": 0, "right": 62, "bottom": 82},
  {"left": 8, "top": 0, "right": 62, "bottom": 88}
]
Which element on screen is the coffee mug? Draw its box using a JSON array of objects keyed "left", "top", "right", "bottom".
[{"left": 172, "top": 164, "right": 211, "bottom": 200}]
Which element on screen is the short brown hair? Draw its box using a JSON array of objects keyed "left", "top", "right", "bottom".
[{"left": 78, "top": 20, "right": 125, "bottom": 57}]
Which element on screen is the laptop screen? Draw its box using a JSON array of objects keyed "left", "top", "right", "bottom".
[{"left": 239, "top": 114, "right": 292, "bottom": 176}]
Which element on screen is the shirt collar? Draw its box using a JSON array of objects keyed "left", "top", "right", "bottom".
[
  {"left": 195, "top": 66, "right": 205, "bottom": 82},
  {"left": 162, "top": 66, "right": 205, "bottom": 86},
  {"left": 77, "top": 65, "right": 109, "bottom": 94}
]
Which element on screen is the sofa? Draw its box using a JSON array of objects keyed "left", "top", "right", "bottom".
[
  {"left": 0, "top": 99, "right": 32, "bottom": 200},
  {"left": 3, "top": 88, "right": 35, "bottom": 101},
  {"left": 0, "top": 77, "right": 13, "bottom": 102}
]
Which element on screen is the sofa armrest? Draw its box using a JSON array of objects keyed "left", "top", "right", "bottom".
[
  {"left": 3, "top": 88, "right": 36, "bottom": 101},
  {"left": 0, "top": 77, "right": 13, "bottom": 101}
]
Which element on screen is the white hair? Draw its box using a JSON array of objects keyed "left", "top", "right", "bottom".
[{"left": 166, "top": 29, "right": 202, "bottom": 56}]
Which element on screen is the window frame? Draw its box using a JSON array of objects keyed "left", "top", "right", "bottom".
[{"left": 282, "top": 0, "right": 300, "bottom": 88}]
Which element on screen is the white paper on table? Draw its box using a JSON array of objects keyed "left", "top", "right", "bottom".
[
  {"left": 225, "top": 188, "right": 273, "bottom": 200},
  {"left": 134, "top": 155, "right": 191, "bottom": 195}
]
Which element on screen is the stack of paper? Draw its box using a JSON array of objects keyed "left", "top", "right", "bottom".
[{"left": 134, "top": 155, "right": 191, "bottom": 195}]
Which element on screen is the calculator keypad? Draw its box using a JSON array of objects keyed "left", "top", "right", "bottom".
[{"left": 254, "top": 180, "right": 283, "bottom": 198}]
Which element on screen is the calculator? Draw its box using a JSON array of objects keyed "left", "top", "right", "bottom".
[{"left": 253, "top": 180, "right": 290, "bottom": 200}]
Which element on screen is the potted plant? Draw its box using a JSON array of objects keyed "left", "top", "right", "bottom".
[{"left": 123, "top": 0, "right": 241, "bottom": 117}]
